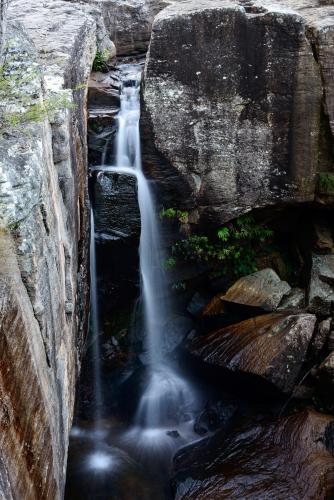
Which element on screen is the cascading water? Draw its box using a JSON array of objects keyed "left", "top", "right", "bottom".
[
  {"left": 66, "top": 62, "right": 203, "bottom": 500},
  {"left": 96, "top": 64, "right": 196, "bottom": 438}
]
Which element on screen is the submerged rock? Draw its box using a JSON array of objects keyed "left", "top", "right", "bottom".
[
  {"left": 222, "top": 268, "right": 291, "bottom": 312},
  {"left": 173, "top": 410, "right": 334, "bottom": 499},
  {"left": 188, "top": 313, "right": 316, "bottom": 393}
]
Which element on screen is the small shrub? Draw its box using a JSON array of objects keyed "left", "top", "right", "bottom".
[
  {"left": 317, "top": 172, "right": 334, "bottom": 195},
  {"left": 160, "top": 207, "right": 189, "bottom": 224},
  {"left": 92, "top": 49, "right": 110, "bottom": 72},
  {"left": 162, "top": 211, "right": 274, "bottom": 280}
]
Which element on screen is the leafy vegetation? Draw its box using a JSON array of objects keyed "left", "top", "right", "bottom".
[
  {"left": 92, "top": 49, "right": 110, "bottom": 72},
  {"left": 160, "top": 210, "right": 274, "bottom": 279},
  {"left": 160, "top": 207, "right": 189, "bottom": 223},
  {"left": 317, "top": 172, "right": 334, "bottom": 195}
]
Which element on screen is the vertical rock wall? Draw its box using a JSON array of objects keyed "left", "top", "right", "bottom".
[
  {"left": 143, "top": 0, "right": 334, "bottom": 224},
  {"left": 0, "top": 1, "right": 100, "bottom": 497}
]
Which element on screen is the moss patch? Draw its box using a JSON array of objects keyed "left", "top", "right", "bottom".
[{"left": 317, "top": 172, "right": 334, "bottom": 195}]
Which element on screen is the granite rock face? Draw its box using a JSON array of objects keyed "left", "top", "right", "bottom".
[
  {"left": 77, "top": 0, "right": 167, "bottom": 55},
  {"left": 0, "top": 0, "right": 100, "bottom": 496},
  {"left": 143, "top": 0, "right": 334, "bottom": 224},
  {"left": 188, "top": 312, "right": 316, "bottom": 393}
]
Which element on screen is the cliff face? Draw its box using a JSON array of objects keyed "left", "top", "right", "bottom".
[
  {"left": 0, "top": 1, "right": 99, "bottom": 497},
  {"left": 143, "top": 0, "right": 334, "bottom": 223}
]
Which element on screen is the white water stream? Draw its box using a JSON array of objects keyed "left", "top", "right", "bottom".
[{"left": 93, "top": 64, "right": 196, "bottom": 440}]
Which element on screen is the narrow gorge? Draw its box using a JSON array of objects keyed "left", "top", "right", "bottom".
[{"left": 0, "top": 0, "right": 334, "bottom": 499}]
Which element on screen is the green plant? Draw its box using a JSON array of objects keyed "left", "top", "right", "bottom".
[
  {"left": 164, "top": 213, "right": 274, "bottom": 279},
  {"left": 317, "top": 172, "right": 334, "bottom": 195},
  {"left": 160, "top": 207, "right": 189, "bottom": 224},
  {"left": 92, "top": 49, "right": 110, "bottom": 72}
]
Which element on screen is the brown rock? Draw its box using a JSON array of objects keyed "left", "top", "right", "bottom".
[
  {"left": 222, "top": 268, "right": 291, "bottom": 312},
  {"left": 173, "top": 410, "right": 334, "bottom": 499},
  {"left": 202, "top": 294, "right": 226, "bottom": 316},
  {"left": 188, "top": 313, "right": 316, "bottom": 393}
]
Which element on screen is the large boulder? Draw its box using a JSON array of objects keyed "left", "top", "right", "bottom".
[
  {"left": 173, "top": 410, "right": 334, "bottom": 499},
  {"left": 142, "top": 0, "right": 334, "bottom": 223},
  {"left": 308, "top": 254, "right": 334, "bottom": 315},
  {"left": 188, "top": 312, "right": 316, "bottom": 393},
  {"left": 88, "top": 0, "right": 167, "bottom": 55},
  {"left": 222, "top": 268, "right": 291, "bottom": 312}
]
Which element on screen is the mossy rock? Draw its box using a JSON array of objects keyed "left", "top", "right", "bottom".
[{"left": 317, "top": 172, "right": 334, "bottom": 195}]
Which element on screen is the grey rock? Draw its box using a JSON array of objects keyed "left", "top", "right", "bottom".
[
  {"left": 0, "top": 0, "right": 8, "bottom": 61},
  {"left": 278, "top": 287, "right": 306, "bottom": 311},
  {"left": 318, "top": 351, "right": 334, "bottom": 390},
  {"left": 92, "top": 0, "right": 167, "bottom": 55},
  {"left": 142, "top": 0, "right": 334, "bottom": 224},
  {"left": 222, "top": 268, "right": 291, "bottom": 312},
  {"left": 93, "top": 172, "right": 141, "bottom": 241},
  {"left": 308, "top": 254, "right": 334, "bottom": 315},
  {"left": 311, "top": 317, "right": 332, "bottom": 355}
]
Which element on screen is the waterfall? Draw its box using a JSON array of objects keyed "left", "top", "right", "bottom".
[
  {"left": 90, "top": 209, "right": 103, "bottom": 424},
  {"left": 92, "top": 63, "right": 196, "bottom": 443}
]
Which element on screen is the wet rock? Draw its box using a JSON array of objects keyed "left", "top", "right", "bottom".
[
  {"left": 188, "top": 313, "right": 316, "bottom": 393},
  {"left": 308, "top": 254, "right": 334, "bottom": 315},
  {"left": 222, "top": 269, "right": 291, "bottom": 312},
  {"left": 186, "top": 292, "right": 209, "bottom": 318},
  {"left": 202, "top": 293, "right": 226, "bottom": 316},
  {"left": 311, "top": 217, "right": 334, "bottom": 253},
  {"left": 318, "top": 352, "right": 334, "bottom": 389},
  {"left": 277, "top": 287, "right": 306, "bottom": 311},
  {"left": 143, "top": 0, "right": 327, "bottom": 224},
  {"left": 292, "top": 384, "right": 314, "bottom": 400},
  {"left": 173, "top": 410, "right": 334, "bottom": 499},
  {"left": 167, "top": 430, "right": 180, "bottom": 439},
  {"left": 194, "top": 400, "right": 237, "bottom": 436},
  {"left": 311, "top": 317, "right": 332, "bottom": 355},
  {"left": 162, "top": 314, "right": 194, "bottom": 355},
  {"left": 89, "top": 72, "right": 120, "bottom": 110},
  {"left": 93, "top": 172, "right": 141, "bottom": 241}
]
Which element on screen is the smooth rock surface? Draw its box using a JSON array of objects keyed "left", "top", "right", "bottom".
[
  {"left": 308, "top": 254, "right": 334, "bottom": 315},
  {"left": 222, "top": 268, "right": 291, "bottom": 312},
  {"left": 188, "top": 312, "right": 316, "bottom": 393},
  {"left": 173, "top": 410, "right": 334, "bottom": 499},
  {"left": 143, "top": 0, "right": 334, "bottom": 223}
]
